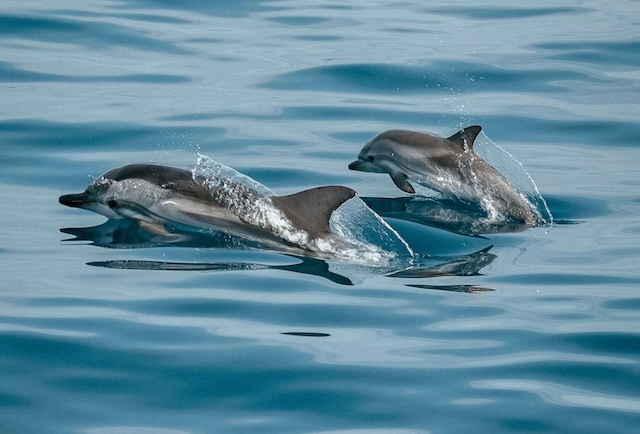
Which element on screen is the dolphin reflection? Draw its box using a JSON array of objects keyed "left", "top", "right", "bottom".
[
  {"left": 61, "top": 219, "right": 496, "bottom": 287},
  {"left": 362, "top": 196, "right": 533, "bottom": 236}
]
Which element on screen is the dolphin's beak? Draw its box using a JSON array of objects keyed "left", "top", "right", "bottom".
[
  {"left": 348, "top": 159, "right": 385, "bottom": 173},
  {"left": 348, "top": 160, "right": 363, "bottom": 170},
  {"left": 59, "top": 192, "right": 90, "bottom": 208},
  {"left": 59, "top": 191, "right": 123, "bottom": 219}
]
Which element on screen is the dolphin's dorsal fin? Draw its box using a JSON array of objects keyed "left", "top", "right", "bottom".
[
  {"left": 271, "top": 186, "right": 356, "bottom": 238},
  {"left": 446, "top": 125, "right": 482, "bottom": 151}
]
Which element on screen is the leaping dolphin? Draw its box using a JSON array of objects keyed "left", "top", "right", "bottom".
[
  {"left": 59, "top": 163, "right": 356, "bottom": 253},
  {"left": 348, "top": 126, "right": 543, "bottom": 226}
]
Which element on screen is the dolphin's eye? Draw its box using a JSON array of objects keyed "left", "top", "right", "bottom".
[{"left": 368, "top": 156, "right": 374, "bottom": 161}]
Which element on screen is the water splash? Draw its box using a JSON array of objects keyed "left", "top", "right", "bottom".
[
  {"left": 330, "top": 195, "right": 414, "bottom": 261},
  {"left": 472, "top": 132, "right": 554, "bottom": 228},
  {"left": 192, "top": 154, "right": 311, "bottom": 247},
  {"left": 191, "top": 154, "right": 411, "bottom": 263}
]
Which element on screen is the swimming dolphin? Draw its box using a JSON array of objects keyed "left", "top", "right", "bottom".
[
  {"left": 59, "top": 163, "right": 356, "bottom": 252},
  {"left": 348, "top": 126, "right": 542, "bottom": 226}
]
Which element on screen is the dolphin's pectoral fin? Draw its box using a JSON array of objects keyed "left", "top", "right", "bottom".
[
  {"left": 390, "top": 171, "right": 415, "bottom": 194},
  {"left": 272, "top": 186, "right": 356, "bottom": 238},
  {"left": 108, "top": 199, "right": 160, "bottom": 223},
  {"left": 107, "top": 199, "right": 137, "bottom": 219},
  {"left": 447, "top": 125, "right": 482, "bottom": 151}
]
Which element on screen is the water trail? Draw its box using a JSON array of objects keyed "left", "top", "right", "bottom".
[{"left": 473, "top": 132, "right": 554, "bottom": 228}]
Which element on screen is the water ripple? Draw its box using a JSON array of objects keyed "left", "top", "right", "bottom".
[
  {"left": 0, "top": 13, "right": 190, "bottom": 54},
  {"left": 1, "top": 0, "right": 639, "bottom": 432},
  {"left": 473, "top": 379, "right": 640, "bottom": 413},
  {"left": 427, "top": 6, "right": 589, "bottom": 20},
  {"left": 0, "top": 61, "right": 190, "bottom": 83},
  {"left": 259, "top": 61, "right": 594, "bottom": 94}
]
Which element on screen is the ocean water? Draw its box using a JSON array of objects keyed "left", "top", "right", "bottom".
[{"left": 1, "top": 0, "right": 640, "bottom": 433}]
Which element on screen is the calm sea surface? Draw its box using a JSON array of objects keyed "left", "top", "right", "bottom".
[{"left": 2, "top": 1, "right": 640, "bottom": 433}]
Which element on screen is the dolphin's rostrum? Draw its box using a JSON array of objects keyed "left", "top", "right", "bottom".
[{"left": 349, "top": 125, "right": 544, "bottom": 226}]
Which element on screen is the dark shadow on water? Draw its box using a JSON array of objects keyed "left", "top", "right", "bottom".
[
  {"left": 281, "top": 332, "right": 331, "bottom": 337},
  {"left": 543, "top": 194, "right": 610, "bottom": 221},
  {"left": 61, "top": 219, "right": 496, "bottom": 288},
  {"left": 406, "top": 284, "right": 495, "bottom": 294}
]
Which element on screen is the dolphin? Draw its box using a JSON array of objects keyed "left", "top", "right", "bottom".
[
  {"left": 59, "top": 163, "right": 356, "bottom": 252},
  {"left": 348, "top": 126, "right": 543, "bottom": 226}
]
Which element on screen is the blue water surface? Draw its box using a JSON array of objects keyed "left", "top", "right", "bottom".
[{"left": 1, "top": 1, "right": 640, "bottom": 433}]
